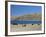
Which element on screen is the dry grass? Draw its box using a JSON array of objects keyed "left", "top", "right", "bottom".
[{"left": 10, "top": 24, "right": 42, "bottom": 32}]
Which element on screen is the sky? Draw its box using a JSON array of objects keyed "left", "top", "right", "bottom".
[{"left": 11, "top": 5, "right": 42, "bottom": 16}]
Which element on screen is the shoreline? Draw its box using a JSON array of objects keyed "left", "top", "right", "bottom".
[{"left": 10, "top": 24, "right": 42, "bottom": 32}]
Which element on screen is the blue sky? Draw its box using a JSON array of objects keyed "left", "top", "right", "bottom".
[{"left": 11, "top": 5, "right": 42, "bottom": 16}]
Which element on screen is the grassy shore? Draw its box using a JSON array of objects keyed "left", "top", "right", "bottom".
[{"left": 10, "top": 24, "right": 42, "bottom": 32}]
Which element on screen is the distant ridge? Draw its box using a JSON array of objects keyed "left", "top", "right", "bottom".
[{"left": 11, "top": 13, "right": 42, "bottom": 21}]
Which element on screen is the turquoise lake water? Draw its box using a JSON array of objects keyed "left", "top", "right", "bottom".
[{"left": 11, "top": 20, "right": 41, "bottom": 24}]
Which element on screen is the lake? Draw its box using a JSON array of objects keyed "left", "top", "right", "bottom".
[{"left": 11, "top": 20, "right": 41, "bottom": 24}]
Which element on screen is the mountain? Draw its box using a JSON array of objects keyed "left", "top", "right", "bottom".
[{"left": 11, "top": 13, "right": 42, "bottom": 21}]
